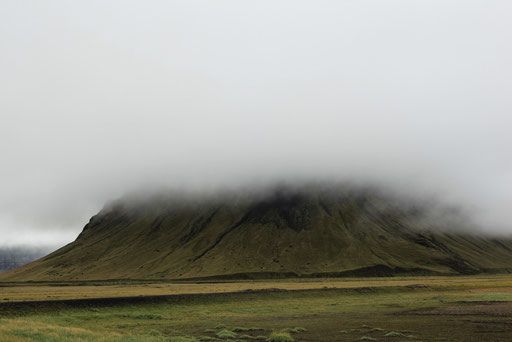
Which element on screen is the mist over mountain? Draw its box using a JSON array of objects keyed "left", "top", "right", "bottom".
[
  {"left": 0, "top": 246, "right": 56, "bottom": 274},
  {"left": 3, "top": 183, "right": 512, "bottom": 282},
  {"left": 1, "top": 1, "right": 511, "bottom": 247}
]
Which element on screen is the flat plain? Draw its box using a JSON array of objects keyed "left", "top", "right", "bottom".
[{"left": 1, "top": 275, "right": 512, "bottom": 341}]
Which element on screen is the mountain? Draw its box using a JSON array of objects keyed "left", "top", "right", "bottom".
[
  {"left": 0, "top": 246, "right": 55, "bottom": 274},
  {"left": 3, "top": 185, "right": 512, "bottom": 281}
]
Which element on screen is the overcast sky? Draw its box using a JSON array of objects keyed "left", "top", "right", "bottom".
[{"left": 1, "top": 1, "right": 511, "bottom": 247}]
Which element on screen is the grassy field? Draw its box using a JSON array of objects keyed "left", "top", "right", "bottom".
[{"left": 1, "top": 275, "right": 512, "bottom": 341}]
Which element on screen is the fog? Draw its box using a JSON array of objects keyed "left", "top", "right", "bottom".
[{"left": 1, "top": 1, "right": 511, "bottom": 247}]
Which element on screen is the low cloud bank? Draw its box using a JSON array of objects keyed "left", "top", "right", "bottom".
[{"left": 1, "top": 1, "right": 511, "bottom": 245}]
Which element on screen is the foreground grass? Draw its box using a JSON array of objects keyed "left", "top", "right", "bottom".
[
  {"left": 0, "top": 318, "right": 167, "bottom": 342},
  {"left": 2, "top": 275, "right": 512, "bottom": 341}
]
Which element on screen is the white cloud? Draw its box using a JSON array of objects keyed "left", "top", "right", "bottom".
[{"left": 1, "top": 0, "right": 511, "bottom": 246}]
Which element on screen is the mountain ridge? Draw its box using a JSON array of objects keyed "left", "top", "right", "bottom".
[{"left": 3, "top": 185, "right": 512, "bottom": 281}]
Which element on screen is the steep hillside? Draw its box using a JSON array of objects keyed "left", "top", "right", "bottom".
[{"left": 3, "top": 186, "right": 512, "bottom": 281}]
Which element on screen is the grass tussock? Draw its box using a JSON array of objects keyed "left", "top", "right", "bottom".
[
  {"left": 239, "top": 335, "right": 270, "bottom": 341},
  {"left": 267, "top": 332, "right": 293, "bottom": 342},
  {"left": 216, "top": 330, "right": 237, "bottom": 339}
]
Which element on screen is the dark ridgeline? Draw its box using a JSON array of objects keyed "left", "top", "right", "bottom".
[{"left": 2, "top": 184, "right": 512, "bottom": 281}]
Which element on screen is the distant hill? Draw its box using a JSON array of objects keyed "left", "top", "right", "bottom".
[
  {"left": 3, "top": 185, "right": 512, "bottom": 281},
  {"left": 0, "top": 246, "right": 55, "bottom": 274}
]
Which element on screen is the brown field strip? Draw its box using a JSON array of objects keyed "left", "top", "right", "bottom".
[{"left": 1, "top": 275, "right": 512, "bottom": 302}]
